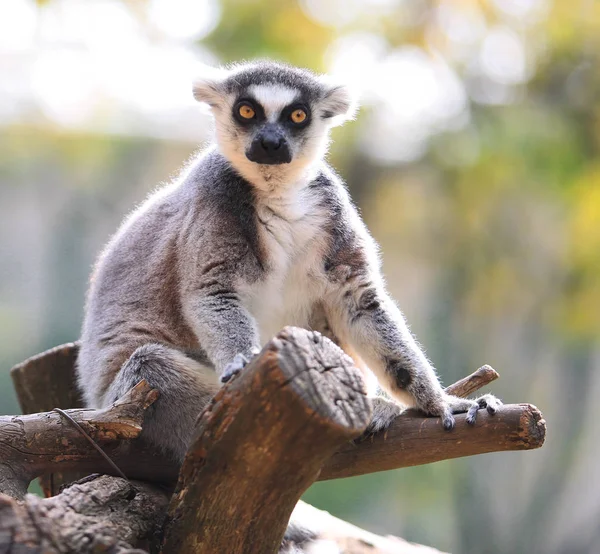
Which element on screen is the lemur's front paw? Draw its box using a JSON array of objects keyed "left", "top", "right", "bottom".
[
  {"left": 358, "top": 397, "right": 403, "bottom": 441},
  {"left": 427, "top": 393, "right": 502, "bottom": 430},
  {"left": 220, "top": 348, "right": 260, "bottom": 383}
]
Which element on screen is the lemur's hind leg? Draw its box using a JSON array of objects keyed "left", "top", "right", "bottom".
[
  {"left": 308, "top": 302, "right": 378, "bottom": 395},
  {"left": 103, "top": 343, "right": 220, "bottom": 462}
]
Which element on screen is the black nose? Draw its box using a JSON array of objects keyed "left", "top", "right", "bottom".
[
  {"left": 260, "top": 134, "right": 283, "bottom": 152},
  {"left": 246, "top": 128, "right": 292, "bottom": 165}
]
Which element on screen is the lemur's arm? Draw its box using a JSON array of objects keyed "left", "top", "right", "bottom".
[
  {"left": 323, "top": 201, "right": 499, "bottom": 432},
  {"left": 182, "top": 248, "right": 261, "bottom": 380},
  {"left": 185, "top": 289, "right": 260, "bottom": 380}
]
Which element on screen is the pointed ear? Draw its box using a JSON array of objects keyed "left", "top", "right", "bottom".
[
  {"left": 192, "top": 65, "right": 230, "bottom": 109},
  {"left": 318, "top": 77, "right": 359, "bottom": 126}
]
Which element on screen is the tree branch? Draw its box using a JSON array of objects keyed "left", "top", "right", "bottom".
[
  {"left": 0, "top": 380, "right": 159, "bottom": 499},
  {"left": 0, "top": 476, "right": 446, "bottom": 554},
  {"left": 445, "top": 364, "right": 499, "bottom": 397},
  {"left": 161, "top": 327, "right": 372, "bottom": 554},
  {"left": 11, "top": 342, "right": 86, "bottom": 496},
  {"left": 3, "top": 330, "right": 546, "bottom": 554},
  {"left": 0, "top": 474, "right": 169, "bottom": 553},
  {"left": 320, "top": 363, "right": 543, "bottom": 480},
  {"left": 5, "top": 337, "right": 545, "bottom": 498},
  {"left": 320, "top": 403, "right": 545, "bottom": 480}
]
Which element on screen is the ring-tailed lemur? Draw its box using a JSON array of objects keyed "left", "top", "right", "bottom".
[{"left": 77, "top": 60, "right": 500, "bottom": 466}]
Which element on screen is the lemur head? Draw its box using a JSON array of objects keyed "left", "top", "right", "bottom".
[{"left": 193, "top": 60, "right": 357, "bottom": 190}]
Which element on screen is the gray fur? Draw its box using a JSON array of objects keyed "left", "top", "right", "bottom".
[
  {"left": 77, "top": 60, "right": 500, "bottom": 465},
  {"left": 103, "top": 343, "right": 219, "bottom": 458}
]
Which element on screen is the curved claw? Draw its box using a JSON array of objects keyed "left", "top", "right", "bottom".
[
  {"left": 220, "top": 348, "right": 261, "bottom": 384},
  {"left": 429, "top": 392, "right": 502, "bottom": 429},
  {"left": 221, "top": 353, "right": 249, "bottom": 383},
  {"left": 466, "top": 404, "right": 479, "bottom": 425},
  {"left": 442, "top": 412, "right": 455, "bottom": 431}
]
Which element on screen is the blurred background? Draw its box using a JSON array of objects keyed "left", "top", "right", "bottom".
[{"left": 1, "top": 0, "right": 599, "bottom": 552}]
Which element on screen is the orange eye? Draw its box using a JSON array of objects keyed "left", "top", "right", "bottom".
[
  {"left": 238, "top": 104, "right": 255, "bottom": 119},
  {"left": 290, "top": 109, "right": 307, "bottom": 124}
]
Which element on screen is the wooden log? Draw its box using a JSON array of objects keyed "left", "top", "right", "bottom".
[
  {"left": 161, "top": 327, "right": 372, "bottom": 554},
  {"left": 0, "top": 380, "right": 159, "bottom": 499},
  {"left": 445, "top": 364, "right": 498, "bottom": 397},
  {"left": 10, "top": 342, "right": 85, "bottom": 496},
  {"left": 289, "top": 500, "right": 448, "bottom": 553},
  {"left": 0, "top": 474, "right": 169, "bottom": 554},
  {"left": 10, "top": 342, "right": 83, "bottom": 413},
  {"left": 3, "top": 339, "right": 545, "bottom": 495},
  {"left": 320, "top": 403, "right": 546, "bottom": 480},
  {"left": 0, "top": 476, "right": 443, "bottom": 554},
  {"left": 0, "top": 401, "right": 545, "bottom": 497},
  {"left": 1, "top": 331, "right": 545, "bottom": 554}
]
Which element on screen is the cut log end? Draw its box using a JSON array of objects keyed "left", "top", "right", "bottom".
[
  {"left": 272, "top": 327, "right": 372, "bottom": 433},
  {"left": 163, "top": 327, "right": 372, "bottom": 554},
  {"left": 519, "top": 403, "right": 546, "bottom": 449}
]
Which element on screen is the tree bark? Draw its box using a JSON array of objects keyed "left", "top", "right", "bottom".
[
  {"left": 320, "top": 403, "right": 545, "bottom": 480},
  {"left": 161, "top": 327, "right": 372, "bottom": 554},
  {"left": 4, "top": 337, "right": 545, "bottom": 496},
  {"left": 444, "top": 364, "right": 498, "bottom": 397},
  {"left": 3, "top": 328, "right": 547, "bottom": 554},
  {"left": 0, "top": 400, "right": 545, "bottom": 499},
  {"left": 11, "top": 342, "right": 84, "bottom": 497},
  {"left": 0, "top": 477, "right": 445, "bottom": 554},
  {"left": 0, "top": 380, "right": 159, "bottom": 499},
  {"left": 0, "top": 474, "right": 169, "bottom": 554}
]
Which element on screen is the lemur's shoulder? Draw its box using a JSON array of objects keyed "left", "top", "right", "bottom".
[
  {"left": 310, "top": 163, "right": 363, "bottom": 230},
  {"left": 183, "top": 148, "right": 257, "bottom": 215},
  {"left": 311, "top": 162, "right": 345, "bottom": 188},
  {"left": 176, "top": 149, "right": 266, "bottom": 269},
  {"left": 308, "top": 163, "right": 378, "bottom": 274}
]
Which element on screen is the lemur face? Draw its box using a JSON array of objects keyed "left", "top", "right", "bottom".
[
  {"left": 193, "top": 61, "right": 357, "bottom": 188},
  {"left": 231, "top": 87, "right": 309, "bottom": 166}
]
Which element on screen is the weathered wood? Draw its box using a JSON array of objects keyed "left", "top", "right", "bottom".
[
  {"left": 320, "top": 403, "right": 546, "bottom": 480},
  {"left": 289, "top": 500, "right": 448, "bottom": 553},
  {"left": 445, "top": 364, "right": 499, "bottom": 397},
  {"left": 0, "top": 401, "right": 546, "bottom": 497},
  {"left": 10, "top": 342, "right": 83, "bottom": 413},
  {"left": 2, "top": 342, "right": 545, "bottom": 495},
  {"left": 0, "top": 380, "right": 159, "bottom": 499},
  {"left": 0, "top": 474, "right": 169, "bottom": 553},
  {"left": 0, "top": 476, "right": 443, "bottom": 554},
  {"left": 10, "top": 342, "right": 85, "bottom": 496},
  {"left": 161, "top": 327, "right": 372, "bottom": 554},
  {"left": 2, "top": 332, "right": 546, "bottom": 554}
]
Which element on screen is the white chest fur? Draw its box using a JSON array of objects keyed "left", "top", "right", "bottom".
[{"left": 242, "top": 187, "right": 329, "bottom": 343}]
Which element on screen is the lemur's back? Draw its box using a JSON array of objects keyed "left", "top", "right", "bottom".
[{"left": 78, "top": 155, "right": 208, "bottom": 408}]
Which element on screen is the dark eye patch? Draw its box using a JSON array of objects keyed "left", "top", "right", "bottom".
[
  {"left": 280, "top": 103, "right": 311, "bottom": 130},
  {"left": 232, "top": 98, "right": 265, "bottom": 126}
]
